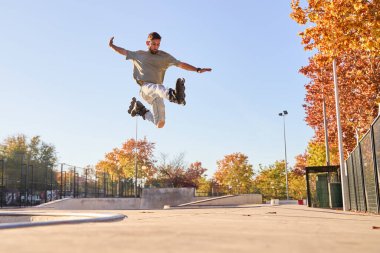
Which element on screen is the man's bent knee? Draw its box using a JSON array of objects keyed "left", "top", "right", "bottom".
[{"left": 157, "top": 120, "right": 165, "bottom": 128}]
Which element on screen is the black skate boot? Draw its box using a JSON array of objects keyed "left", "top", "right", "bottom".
[
  {"left": 175, "top": 78, "right": 186, "bottom": 105},
  {"left": 128, "top": 97, "right": 149, "bottom": 120},
  {"left": 168, "top": 88, "right": 177, "bottom": 103}
]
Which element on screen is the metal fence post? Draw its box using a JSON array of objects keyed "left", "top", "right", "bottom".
[
  {"left": 0, "top": 160, "right": 2, "bottom": 208},
  {"left": 94, "top": 172, "right": 98, "bottom": 198},
  {"left": 20, "top": 159, "right": 24, "bottom": 207},
  {"left": 25, "top": 161, "right": 29, "bottom": 206},
  {"left": 85, "top": 168, "right": 88, "bottom": 198},
  {"left": 60, "top": 164, "right": 63, "bottom": 199},
  {"left": 44, "top": 164, "right": 48, "bottom": 204},
  {"left": 30, "top": 165, "right": 34, "bottom": 205},
  {"left": 118, "top": 179, "right": 120, "bottom": 197},
  {"left": 103, "top": 172, "right": 106, "bottom": 197},
  {"left": 50, "top": 167, "right": 53, "bottom": 201},
  {"left": 73, "top": 167, "right": 76, "bottom": 198},
  {"left": 111, "top": 175, "right": 114, "bottom": 197},
  {"left": 64, "top": 171, "right": 67, "bottom": 198}
]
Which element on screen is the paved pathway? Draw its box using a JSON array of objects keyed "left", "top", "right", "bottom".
[{"left": 1, "top": 204, "right": 379, "bottom": 253}]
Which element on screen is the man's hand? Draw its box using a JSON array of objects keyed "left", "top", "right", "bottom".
[
  {"left": 108, "top": 36, "right": 127, "bottom": 56},
  {"left": 178, "top": 62, "right": 212, "bottom": 73},
  {"left": 198, "top": 68, "right": 212, "bottom": 73},
  {"left": 109, "top": 36, "right": 115, "bottom": 47}
]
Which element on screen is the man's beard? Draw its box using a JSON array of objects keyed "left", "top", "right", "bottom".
[{"left": 149, "top": 49, "right": 158, "bottom": 54}]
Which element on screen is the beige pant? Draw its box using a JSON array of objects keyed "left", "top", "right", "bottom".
[{"left": 139, "top": 83, "right": 169, "bottom": 126}]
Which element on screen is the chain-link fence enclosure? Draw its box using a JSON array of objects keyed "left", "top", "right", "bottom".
[
  {"left": 345, "top": 116, "right": 380, "bottom": 214},
  {"left": 306, "top": 116, "right": 380, "bottom": 214},
  {"left": 0, "top": 163, "right": 142, "bottom": 208}
]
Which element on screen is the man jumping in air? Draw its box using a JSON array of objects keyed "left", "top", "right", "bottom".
[{"left": 109, "top": 32, "right": 212, "bottom": 128}]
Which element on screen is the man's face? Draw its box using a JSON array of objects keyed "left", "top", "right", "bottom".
[{"left": 146, "top": 39, "right": 161, "bottom": 54}]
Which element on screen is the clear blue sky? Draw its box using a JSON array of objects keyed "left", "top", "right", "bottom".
[{"left": 0, "top": 0, "right": 313, "bottom": 176}]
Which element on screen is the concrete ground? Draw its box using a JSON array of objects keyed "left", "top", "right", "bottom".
[{"left": 1, "top": 204, "right": 380, "bottom": 253}]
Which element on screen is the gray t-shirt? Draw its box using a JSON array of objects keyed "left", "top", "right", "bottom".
[{"left": 126, "top": 50, "right": 180, "bottom": 85}]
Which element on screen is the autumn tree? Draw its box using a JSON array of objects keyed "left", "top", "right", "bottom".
[
  {"left": 289, "top": 152, "right": 309, "bottom": 200},
  {"left": 291, "top": 0, "right": 380, "bottom": 156},
  {"left": 154, "top": 153, "right": 207, "bottom": 188},
  {"left": 291, "top": 0, "right": 380, "bottom": 56},
  {"left": 214, "top": 153, "right": 254, "bottom": 194},
  {"left": 184, "top": 161, "right": 208, "bottom": 188},
  {"left": 293, "top": 152, "right": 308, "bottom": 176},
  {"left": 154, "top": 153, "right": 185, "bottom": 187},
  {"left": 96, "top": 137, "right": 156, "bottom": 186},
  {"left": 300, "top": 52, "right": 380, "bottom": 155}
]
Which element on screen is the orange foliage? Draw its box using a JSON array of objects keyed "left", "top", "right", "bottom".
[
  {"left": 291, "top": 0, "right": 380, "bottom": 56},
  {"left": 293, "top": 152, "right": 307, "bottom": 176},
  {"left": 301, "top": 51, "right": 380, "bottom": 155},
  {"left": 214, "top": 153, "right": 254, "bottom": 194},
  {"left": 96, "top": 137, "right": 156, "bottom": 180},
  {"left": 290, "top": 1, "right": 380, "bottom": 156}
]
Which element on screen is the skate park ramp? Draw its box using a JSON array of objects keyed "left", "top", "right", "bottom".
[
  {"left": 140, "top": 187, "right": 196, "bottom": 209},
  {"left": 172, "top": 194, "right": 263, "bottom": 208},
  {"left": 0, "top": 211, "right": 125, "bottom": 229},
  {"left": 36, "top": 197, "right": 142, "bottom": 210},
  {"left": 34, "top": 188, "right": 263, "bottom": 210}
]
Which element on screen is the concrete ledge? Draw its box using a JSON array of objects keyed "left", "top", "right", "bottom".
[
  {"left": 177, "top": 195, "right": 235, "bottom": 206},
  {"left": 0, "top": 211, "right": 126, "bottom": 229},
  {"left": 35, "top": 190, "right": 263, "bottom": 210},
  {"left": 176, "top": 194, "right": 262, "bottom": 208},
  {"left": 141, "top": 188, "right": 195, "bottom": 209},
  {"left": 37, "top": 197, "right": 72, "bottom": 208},
  {"left": 35, "top": 198, "right": 141, "bottom": 210}
]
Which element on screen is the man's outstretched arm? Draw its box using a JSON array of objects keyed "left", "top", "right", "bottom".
[
  {"left": 109, "top": 37, "right": 127, "bottom": 56},
  {"left": 178, "top": 62, "right": 212, "bottom": 73}
]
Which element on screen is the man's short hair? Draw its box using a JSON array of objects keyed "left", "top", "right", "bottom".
[{"left": 148, "top": 32, "right": 161, "bottom": 41}]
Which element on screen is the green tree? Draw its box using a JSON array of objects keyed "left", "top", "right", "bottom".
[
  {"left": 288, "top": 171, "right": 307, "bottom": 200},
  {"left": 306, "top": 139, "right": 339, "bottom": 166},
  {"left": 0, "top": 134, "right": 57, "bottom": 192},
  {"left": 254, "top": 161, "right": 286, "bottom": 200},
  {"left": 196, "top": 177, "right": 212, "bottom": 195}
]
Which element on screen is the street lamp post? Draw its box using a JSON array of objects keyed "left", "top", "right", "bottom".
[
  {"left": 332, "top": 58, "right": 347, "bottom": 211},
  {"left": 322, "top": 96, "right": 331, "bottom": 166},
  {"left": 279, "top": 110, "right": 289, "bottom": 200}
]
